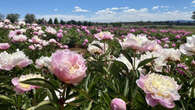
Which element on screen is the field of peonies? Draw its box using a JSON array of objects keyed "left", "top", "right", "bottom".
[{"left": 0, "top": 19, "right": 195, "bottom": 110}]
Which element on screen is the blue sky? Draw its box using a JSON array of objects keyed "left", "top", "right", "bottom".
[{"left": 0, "top": 0, "right": 195, "bottom": 22}]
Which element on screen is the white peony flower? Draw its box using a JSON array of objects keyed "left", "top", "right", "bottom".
[
  {"left": 0, "top": 50, "right": 32, "bottom": 71},
  {"left": 12, "top": 34, "right": 27, "bottom": 42},
  {"left": 180, "top": 35, "right": 195, "bottom": 56},
  {"left": 87, "top": 41, "right": 108, "bottom": 55},
  {"left": 120, "top": 33, "right": 150, "bottom": 51},
  {"left": 45, "top": 26, "right": 57, "bottom": 34},
  {"left": 140, "top": 51, "right": 167, "bottom": 72},
  {"left": 116, "top": 54, "right": 140, "bottom": 71},
  {"left": 35, "top": 56, "right": 51, "bottom": 69},
  {"left": 161, "top": 48, "right": 181, "bottom": 61}
]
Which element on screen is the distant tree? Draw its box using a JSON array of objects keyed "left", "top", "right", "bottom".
[
  {"left": 54, "top": 18, "right": 59, "bottom": 24},
  {"left": 6, "top": 13, "right": 20, "bottom": 23},
  {"left": 88, "top": 21, "right": 92, "bottom": 26},
  {"left": 77, "top": 21, "right": 82, "bottom": 26},
  {"left": 60, "top": 20, "right": 65, "bottom": 25},
  {"left": 83, "top": 21, "right": 88, "bottom": 26},
  {"left": 36, "top": 19, "right": 42, "bottom": 24},
  {"left": 37, "top": 18, "right": 47, "bottom": 24},
  {"left": 67, "top": 21, "right": 71, "bottom": 25},
  {"left": 24, "top": 14, "right": 36, "bottom": 24},
  {"left": 0, "top": 13, "right": 4, "bottom": 21},
  {"left": 192, "top": 11, "right": 195, "bottom": 21},
  {"left": 48, "top": 18, "right": 53, "bottom": 24},
  {"left": 70, "top": 20, "right": 76, "bottom": 25}
]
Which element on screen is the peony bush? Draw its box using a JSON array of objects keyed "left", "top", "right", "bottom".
[{"left": 0, "top": 19, "right": 194, "bottom": 110}]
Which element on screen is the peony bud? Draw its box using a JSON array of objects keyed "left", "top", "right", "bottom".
[{"left": 111, "top": 98, "right": 126, "bottom": 110}]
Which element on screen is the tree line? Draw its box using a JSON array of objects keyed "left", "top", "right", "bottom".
[{"left": 0, "top": 12, "right": 195, "bottom": 26}]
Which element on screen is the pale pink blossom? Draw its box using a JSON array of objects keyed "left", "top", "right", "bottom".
[
  {"left": 51, "top": 50, "right": 87, "bottom": 85},
  {"left": 12, "top": 74, "right": 43, "bottom": 93},
  {"left": 0, "top": 43, "right": 10, "bottom": 50},
  {"left": 180, "top": 35, "right": 195, "bottom": 56},
  {"left": 28, "top": 45, "right": 36, "bottom": 50},
  {"left": 57, "top": 32, "right": 63, "bottom": 38},
  {"left": 94, "top": 31, "right": 114, "bottom": 40},
  {"left": 120, "top": 34, "right": 149, "bottom": 51},
  {"left": 111, "top": 98, "right": 126, "bottom": 110},
  {"left": 136, "top": 73, "right": 181, "bottom": 108},
  {"left": 35, "top": 56, "right": 51, "bottom": 69},
  {"left": 12, "top": 35, "right": 27, "bottom": 42},
  {"left": 45, "top": 26, "right": 57, "bottom": 34},
  {"left": 0, "top": 50, "right": 32, "bottom": 70}
]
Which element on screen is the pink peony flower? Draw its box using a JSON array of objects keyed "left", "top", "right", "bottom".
[
  {"left": 57, "top": 33, "right": 63, "bottom": 38},
  {"left": 175, "top": 35, "right": 181, "bottom": 39},
  {"left": 111, "top": 98, "right": 126, "bottom": 110},
  {"left": 120, "top": 34, "right": 149, "bottom": 51},
  {"left": 45, "top": 26, "right": 57, "bottom": 34},
  {"left": 35, "top": 56, "right": 51, "bottom": 69},
  {"left": 29, "top": 45, "right": 36, "bottom": 50},
  {"left": 58, "top": 29, "right": 63, "bottom": 33},
  {"left": 180, "top": 35, "right": 195, "bottom": 56},
  {"left": 157, "top": 40, "right": 161, "bottom": 44},
  {"left": 82, "top": 39, "right": 89, "bottom": 46},
  {"left": 31, "top": 36, "right": 42, "bottom": 43},
  {"left": 0, "top": 50, "right": 32, "bottom": 71},
  {"left": 172, "top": 43, "right": 176, "bottom": 47},
  {"left": 142, "top": 41, "right": 162, "bottom": 52},
  {"left": 136, "top": 73, "right": 181, "bottom": 108},
  {"left": 0, "top": 43, "right": 10, "bottom": 50},
  {"left": 192, "top": 60, "right": 195, "bottom": 66},
  {"left": 51, "top": 50, "right": 87, "bottom": 85},
  {"left": 12, "top": 35, "right": 27, "bottom": 42},
  {"left": 49, "top": 39, "right": 57, "bottom": 43},
  {"left": 94, "top": 31, "right": 114, "bottom": 40},
  {"left": 163, "top": 44, "right": 169, "bottom": 48},
  {"left": 12, "top": 74, "right": 43, "bottom": 94}
]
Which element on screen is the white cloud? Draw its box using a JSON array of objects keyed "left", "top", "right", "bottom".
[
  {"left": 152, "top": 6, "right": 159, "bottom": 10},
  {"left": 123, "top": 8, "right": 148, "bottom": 13},
  {"left": 140, "top": 8, "right": 148, "bottom": 12},
  {"left": 192, "top": 0, "right": 195, "bottom": 3},
  {"left": 152, "top": 5, "right": 168, "bottom": 10},
  {"left": 110, "top": 7, "right": 129, "bottom": 10},
  {"left": 119, "top": 7, "right": 129, "bottom": 10},
  {"left": 123, "top": 8, "right": 137, "bottom": 13},
  {"left": 96, "top": 8, "right": 115, "bottom": 15},
  {"left": 73, "top": 6, "right": 89, "bottom": 12},
  {"left": 96, "top": 7, "right": 130, "bottom": 14},
  {"left": 38, "top": 9, "right": 192, "bottom": 22},
  {"left": 111, "top": 7, "right": 119, "bottom": 10},
  {"left": 38, "top": 14, "right": 88, "bottom": 21},
  {"left": 53, "top": 8, "right": 58, "bottom": 12}
]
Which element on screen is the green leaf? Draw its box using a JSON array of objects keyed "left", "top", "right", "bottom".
[
  {"left": 121, "top": 50, "right": 133, "bottom": 64},
  {"left": 47, "top": 89, "right": 58, "bottom": 103},
  {"left": 84, "top": 101, "right": 93, "bottom": 110},
  {"left": 0, "top": 95, "right": 14, "bottom": 104},
  {"left": 123, "top": 77, "right": 129, "bottom": 97},
  {"left": 85, "top": 73, "right": 91, "bottom": 92},
  {"left": 26, "top": 101, "right": 56, "bottom": 110},
  {"left": 137, "top": 57, "right": 157, "bottom": 69},
  {"left": 92, "top": 44, "right": 103, "bottom": 50},
  {"left": 22, "top": 78, "right": 59, "bottom": 91}
]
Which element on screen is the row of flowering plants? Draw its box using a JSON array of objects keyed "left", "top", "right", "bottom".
[{"left": 0, "top": 19, "right": 195, "bottom": 110}]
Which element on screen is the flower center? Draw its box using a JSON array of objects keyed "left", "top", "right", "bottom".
[
  {"left": 69, "top": 64, "right": 79, "bottom": 74},
  {"left": 144, "top": 74, "right": 176, "bottom": 98},
  {"left": 19, "top": 83, "right": 31, "bottom": 89}
]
